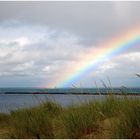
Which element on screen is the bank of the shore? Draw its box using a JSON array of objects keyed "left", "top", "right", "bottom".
[
  {"left": 0, "top": 87, "right": 139, "bottom": 95},
  {"left": 3, "top": 92, "right": 140, "bottom": 95},
  {"left": 0, "top": 95, "right": 140, "bottom": 139}
]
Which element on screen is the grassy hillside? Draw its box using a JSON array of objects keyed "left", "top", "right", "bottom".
[{"left": 0, "top": 95, "right": 140, "bottom": 139}]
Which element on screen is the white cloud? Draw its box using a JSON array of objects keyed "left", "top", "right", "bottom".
[
  {"left": 94, "top": 52, "right": 140, "bottom": 79},
  {"left": 0, "top": 22, "right": 139, "bottom": 87},
  {"left": 14, "top": 37, "right": 30, "bottom": 46},
  {"left": 99, "top": 61, "right": 118, "bottom": 72},
  {"left": 0, "top": 25, "right": 86, "bottom": 79}
]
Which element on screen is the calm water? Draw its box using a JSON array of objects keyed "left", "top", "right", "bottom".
[
  {"left": 0, "top": 94, "right": 104, "bottom": 113},
  {"left": 0, "top": 88, "right": 139, "bottom": 113},
  {"left": 0, "top": 87, "right": 140, "bottom": 94}
]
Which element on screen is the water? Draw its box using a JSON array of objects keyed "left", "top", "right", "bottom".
[
  {"left": 0, "top": 94, "right": 105, "bottom": 113},
  {"left": 0, "top": 87, "right": 140, "bottom": 94},
  {"left": 0, "top": 88, "right": 139, "bottom": 113}
]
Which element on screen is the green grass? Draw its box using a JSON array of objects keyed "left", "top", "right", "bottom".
[
  {"left": 9, "top": 101, "right": 62, "bottom": 139},
  {"left": 0, "top": 95, "right": 140, "bottom": 138},
  {"left": 112, "top": 98, "right": 140, "bottom": 138},
  {"left": 60, "top": 101, "right": 101, "bottom": 138}
]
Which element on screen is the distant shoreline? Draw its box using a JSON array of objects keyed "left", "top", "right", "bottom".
[{"left": 1, "top": 92, "right": 140, "bottom": 96}]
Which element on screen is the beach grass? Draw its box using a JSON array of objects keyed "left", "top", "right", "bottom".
[
  {"left": 112, "top": 98, "right": 140, "bottom": 138},
  {"left": 9, "top": 101, "right": 62, "bottom": 139},
  {"left": 60, "top": 101, "right": 101, "bottom": 138},
  {"left": 0, "top": 95, "right": 140, "bottom": 138}
]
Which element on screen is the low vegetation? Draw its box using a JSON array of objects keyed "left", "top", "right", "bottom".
[{"left": 0, "top": 95, "right": 140, "bottom": 138}]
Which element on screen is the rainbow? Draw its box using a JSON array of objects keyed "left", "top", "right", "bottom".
[{"left": 48, "top": 26, "right": 140, "bottom": 88}]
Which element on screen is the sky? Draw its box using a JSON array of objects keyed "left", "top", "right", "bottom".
[{"left": 0, "top": 1, "right": 140, "bottom": 88}]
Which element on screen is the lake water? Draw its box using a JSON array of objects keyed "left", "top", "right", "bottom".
[
  {"left": 0, "top": 94, "right": 140, "bottom": 113},
  {"left": 0, "top": 87, "right": 139, "bottom": 113},
  {"left": 0, "top": 94, "right": 106, "bottom": 113},
  {"left": 0, "top": 87, "right": 140, "bottom": 94}
]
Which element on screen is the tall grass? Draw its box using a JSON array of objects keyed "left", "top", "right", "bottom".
[
  {"left": 112, "top": 98, "right": 140, "bottom": 138},
  {"left": 9, "top": 101, "right": 62, "bottom": 139},
  {"left": 61, "top": 101, "right": 101, "bottom": 138},
  {"left": 101, "top": 95, "right": 122, "bottom": 118},
  {"left": 0, "top": 94, "right": 140, "bottom": 138}
]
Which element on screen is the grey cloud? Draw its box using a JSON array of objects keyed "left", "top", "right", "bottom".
[
  {"left": 96, "top": 52, "right": 140, "bottom": 79},
  {"left": 70, "top": 52, "right": 140, "bottom": 87},
  {"left": 0, "top": 1, "right": 140, "bottom": 44},
  {"left": 0, "top": 2, "right": 139, "bottom": 87},
  {"left": 0, "top": 26, "right": 87, "bottom": 80}
]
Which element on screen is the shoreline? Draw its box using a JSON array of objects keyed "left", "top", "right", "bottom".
[{"left": 2, "top": 92, "right": 140, "bottom": 95}]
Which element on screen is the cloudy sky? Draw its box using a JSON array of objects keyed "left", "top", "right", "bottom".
[{"left": 0, "top": 1, "right": 140, "bottom": 88}]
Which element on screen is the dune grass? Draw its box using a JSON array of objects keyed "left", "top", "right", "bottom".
[
  {"left": 112, "top": 98, "right": 140, "bottom": 138},
  {"left": 0, "top": 95, "right": 139, "bottom": 138},
  {"left": 60, "top": 101, "right": 101, "bottom": 138},
  {"left": 9, "top": 101, "right": 62, "bottom": 139}
]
